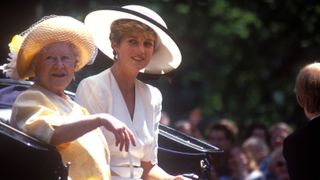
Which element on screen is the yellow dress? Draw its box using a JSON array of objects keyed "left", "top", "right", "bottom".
[{"left": 10, "top": 84, "right": 111, "bottom": 180}]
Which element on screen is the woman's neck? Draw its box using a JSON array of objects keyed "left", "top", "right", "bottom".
[
  {"left": 111, "top": 64, "right": 136, "bottom": 119},
  {"left": 111, "top": 65, "right": 136, "bottom": 91},
  {"left": 34, "top": 81, "right": 66, "bottom": 98}
]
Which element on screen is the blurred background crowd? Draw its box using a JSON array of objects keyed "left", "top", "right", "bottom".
[{"left": 161, "top": 108, "right": 291, "bottom": 180}]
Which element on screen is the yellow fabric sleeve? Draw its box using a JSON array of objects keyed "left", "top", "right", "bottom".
[{"left": 11, "top": 90, "right": 67, "bottom": 143}]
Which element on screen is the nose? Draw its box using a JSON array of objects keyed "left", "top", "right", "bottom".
[
  {"left": 54, "top": 58, "right": 65, "bottom": 68},
  {"left": 137, "top": 44, "right": 145, "bottom": 54}
]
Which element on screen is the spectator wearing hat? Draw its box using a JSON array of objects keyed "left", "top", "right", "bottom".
[
  {"left": 1, "top": 15, "right": 135, "bottom": 180},
  {"left": 283, "top": 62, "right": 320, "bottom": 180},
  {"left": 75, "top": 5, "right": 187, "bottom": 180}
]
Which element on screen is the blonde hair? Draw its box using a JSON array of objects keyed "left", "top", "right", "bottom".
[
  {"left": 242, "top": 136, "right": 270, "bottom": 163},
  {"left": 230, "top": 146, "right": 260, "bottom": 172},
  {"left": 295, "top": 62, "right": 320, "bottom": 113},
  {"left": 109, "top": 19, "right": 157, "bottom": 59}
]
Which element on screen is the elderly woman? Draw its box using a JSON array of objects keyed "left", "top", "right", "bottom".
[
  {"left": 76, "top": 5, "right": 188, "bottom": 180},
  {"left": 1, "top": 15, "right": 135, "bottom": 180}
]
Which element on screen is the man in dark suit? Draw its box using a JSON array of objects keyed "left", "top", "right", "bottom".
[{"left": 283, "top": 62, "right": 320, "bottom": 180}]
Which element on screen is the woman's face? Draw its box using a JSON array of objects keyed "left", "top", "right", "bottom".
[
  {"left": 113, "top": 33, "right": 155, "bottom": 73},
  {"left": 33, "top": 42, "right": 77, "bottom": 95}
]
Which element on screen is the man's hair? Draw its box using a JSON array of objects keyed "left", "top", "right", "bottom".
[{"left": 295, "top": 62, "right": 320, "bottom": 113}]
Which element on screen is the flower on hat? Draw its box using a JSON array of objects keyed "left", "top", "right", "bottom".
[
  {"left": 0, "top": 34, "right": 25, "bottom": 80},
  {"left": 9, "top": 35, "right": 24, "bottom": 53}
]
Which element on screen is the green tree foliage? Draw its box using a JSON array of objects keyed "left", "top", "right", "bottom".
[{"left": 151, "top": 0, "right": 320, "bottom": 130}]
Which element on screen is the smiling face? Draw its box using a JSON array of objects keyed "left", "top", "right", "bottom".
[
  {"left": 113, "top": 33, "right": 155, "bottom": 73},
  {"left": 110, "top": 19, "right": 157, "bottom": 74},
  {"left": 33, "top": 42, "right": 78, "bottom": 96}
]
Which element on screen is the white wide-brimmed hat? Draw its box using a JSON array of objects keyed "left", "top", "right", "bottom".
[
  {"left": 84, "top": 5, "right": 182, "bottom": 75},
  {"left": 0, "top": 15, "right": 97, "bottom": 80}
]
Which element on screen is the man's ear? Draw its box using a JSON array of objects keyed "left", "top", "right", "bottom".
[{"left": 296, "top": 94, "right": 304, "bottom": 108}]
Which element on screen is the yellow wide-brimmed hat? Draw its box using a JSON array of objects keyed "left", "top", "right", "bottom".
[
  {"left": 84, "top": 5, "right": 182, "bottom": 75},
  {"left": 2, "top": 15, "right": 97, "bottom": 80}
]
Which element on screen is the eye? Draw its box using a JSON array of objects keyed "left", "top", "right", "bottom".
[
  {"left": 61, "top": 56, "right": 75, "bottom": 65},
  {"left": 128, "top": 39, "right": 138, "bottom": 45},
  {"left": 61, "top": 56, "right": 70, "bottom": 61},
  {"left": 144, "top": 41, "right": 154, "bottom": 48},
  {"left": 46, "top": 56, "right": 54, "bottom": 60},
  {"left": 45, "top": 56, "right": 56, "bottom": 63}
]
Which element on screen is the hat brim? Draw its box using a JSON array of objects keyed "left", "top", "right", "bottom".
[{"left": 85, "top": 6, "right": 182, "bottom": 75}]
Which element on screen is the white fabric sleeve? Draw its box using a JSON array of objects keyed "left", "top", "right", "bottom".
[{"left": 142, "top": 85, "right": 162, "bottom": 164}]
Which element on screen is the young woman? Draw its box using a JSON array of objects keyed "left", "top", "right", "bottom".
[{"left": 76, "top": 5, "right": 188, "bottom": 180}]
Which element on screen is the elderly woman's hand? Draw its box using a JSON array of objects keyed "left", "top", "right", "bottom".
[{"left": 97, "top": 113, "right": 136, "bottom": 151}]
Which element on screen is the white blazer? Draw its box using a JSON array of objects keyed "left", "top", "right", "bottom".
[{"left": 75, "top": 68, "right": 162, "bottom": 179}]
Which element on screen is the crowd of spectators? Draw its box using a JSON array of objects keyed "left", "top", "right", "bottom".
[{"left": 161, "top": 108, "right": 292, "bottom": 180}]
